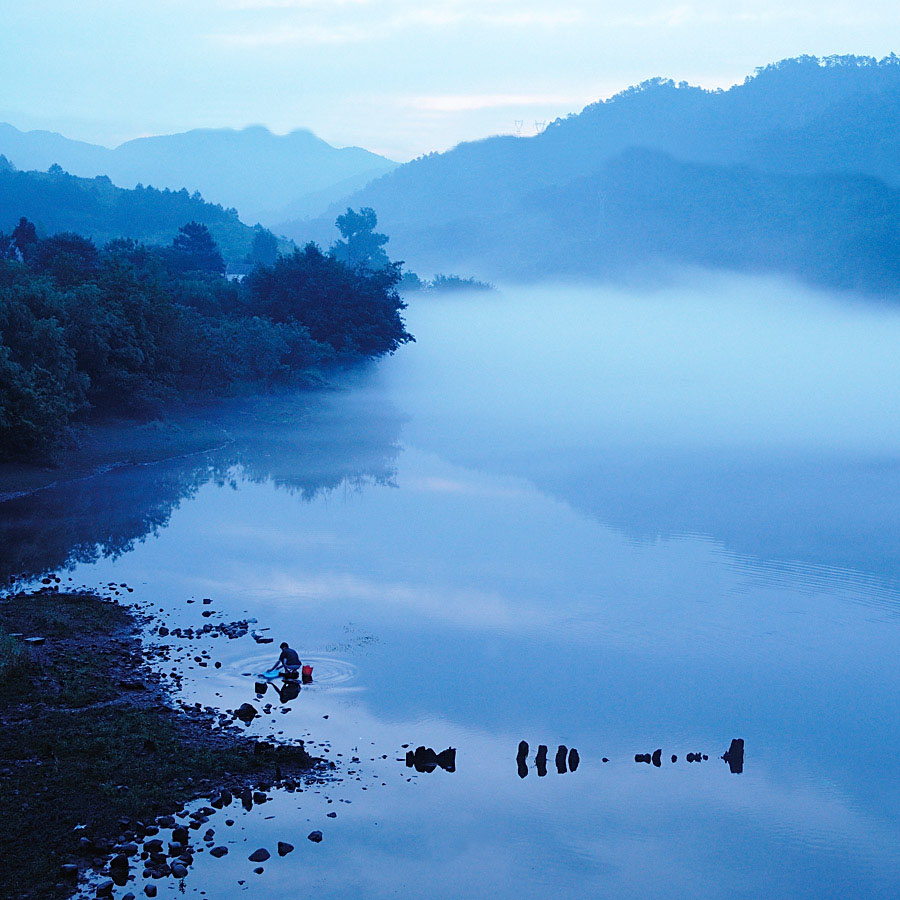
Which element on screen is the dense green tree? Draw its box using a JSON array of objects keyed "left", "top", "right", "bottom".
[
  {"left": 248, "top": 226, "right": 279, "bottom": 267},
  {"left": 0, "top": 220, "right": 411, "bottom": 461},
  {"left": 244, "top": 242, "right": 412, "bottom": 356},
  {"left": 11, "top": 217, "right": 37, "bottom": 260},
  {"left": 330, "top": 207, "right": 390, "bottom": 272},
  {"left": 170, "top": 222, "right": 226, "bottom": 275}
]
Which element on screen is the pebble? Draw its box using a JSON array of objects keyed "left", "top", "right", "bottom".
[{"left": 308, "top": 831, "right": 323, "bottom": 843}]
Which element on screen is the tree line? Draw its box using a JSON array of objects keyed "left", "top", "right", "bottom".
[{"left": 0, "top": 211, "right": 412, "bottom": 461}]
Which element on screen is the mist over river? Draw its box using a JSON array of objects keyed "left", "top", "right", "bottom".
[{"left": 7, "top": 274, "right": 900, "bottom": 899}]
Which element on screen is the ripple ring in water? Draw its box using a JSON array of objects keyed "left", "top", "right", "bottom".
[{"left": 235, "top": 654, "right": 358, "bottom": 686}]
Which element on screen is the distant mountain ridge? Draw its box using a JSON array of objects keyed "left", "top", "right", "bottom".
[
  {"left": 289, "top": 54, "right": 900, "bottom": 293},
  {"left": 0, "top": 124, "right": 396, "bottom": 226}
]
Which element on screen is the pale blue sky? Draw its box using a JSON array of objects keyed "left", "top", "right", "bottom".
[{"left": 2, "top": 0, "right": 898, "bottom": 160}]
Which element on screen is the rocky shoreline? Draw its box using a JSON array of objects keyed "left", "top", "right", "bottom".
[{"left": 0, "top": 587, "right": 329, "bottom": 900}]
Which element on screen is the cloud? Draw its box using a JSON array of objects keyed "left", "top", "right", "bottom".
[
  {"left": 209, "top": 0, "right": 585, "bottom": 47},
  {"left": 405, "top": 93, "right": 591, "bottom": 112}
]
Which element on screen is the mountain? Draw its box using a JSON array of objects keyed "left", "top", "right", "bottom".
[
  {"left": 0, "top": 160, "right": 268, "bottom": 264},
  {"left": 0, "top": 124, "right": 396, "bottom": 226},
  {"left": 291, "top": 55, "right": 900, "bottom": 292}
]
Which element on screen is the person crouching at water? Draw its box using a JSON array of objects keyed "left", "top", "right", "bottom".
[{"left": 274, "top": 642, "right": 301, "bottom": 679}]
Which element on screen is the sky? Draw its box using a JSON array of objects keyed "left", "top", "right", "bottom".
[{"left": 2, "top": 0, "right": 900, "bottom": 160}]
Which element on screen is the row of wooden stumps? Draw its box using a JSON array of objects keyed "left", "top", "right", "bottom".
[{"left": 516, "top": 738, "right": 744, "bottom": 777}]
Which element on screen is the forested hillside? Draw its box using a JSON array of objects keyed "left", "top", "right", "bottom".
[
  {"left": 294, "top": 55, "right": 900, "bottom": 293},
  {"left": 0, "top": 158, "right": 280, "bottom": 265},
  {"left": 0, "top": 217, "right": 411, "bottom": 460}
]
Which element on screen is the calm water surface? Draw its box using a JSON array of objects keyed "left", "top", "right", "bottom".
[{"left": 7, "top": 275, "right": 900, "bottom": 899}]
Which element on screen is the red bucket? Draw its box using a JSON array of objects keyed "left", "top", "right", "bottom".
[{"left": 302, "top": 664, "right": 313, "bottom": 683}]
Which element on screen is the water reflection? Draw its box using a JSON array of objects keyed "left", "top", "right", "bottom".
[
  {"left": 405, "top": 746, "right": 457, "bottom": 773},
  {"left": 0, "top": 386, "right": 403, "bottom": 585}
]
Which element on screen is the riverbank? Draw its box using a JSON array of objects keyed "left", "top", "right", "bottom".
[{"left": 0, "top": 588, "right": 323, "bottom": 900}]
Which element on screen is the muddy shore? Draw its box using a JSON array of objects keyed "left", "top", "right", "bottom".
[{"left": 0, "top": 587, "right": 327, "bottom": 900}]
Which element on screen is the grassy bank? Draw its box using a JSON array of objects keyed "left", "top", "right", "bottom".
[{"left": 0, "top": 590, "right": 318, "bottom": 900}]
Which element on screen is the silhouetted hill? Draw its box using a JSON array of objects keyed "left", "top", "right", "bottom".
[
  {"left": 0, "top": 162, "right": 264, "bottom": 263},
  {"left": 0, "top": 124, "right": 396, "bottom": 225},
  {"left": 293, "top": 55, "right": 900, "bottom": 292}
]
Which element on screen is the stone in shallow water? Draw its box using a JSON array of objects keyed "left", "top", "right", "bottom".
[
  {"left": 277, "top": 841, "right": 294, "bottom": 856},
  {"left": 248, "top": 848, "right": 270, "bottom": 862},
  {"left": 210, "top": 846, "right": 228, "bottom": 858},
  {"left": 235, "top": 703, "right": 259, "bottom": 723},
  {"left": 308, "top": 831, "right": 323, "bottom": 843}
]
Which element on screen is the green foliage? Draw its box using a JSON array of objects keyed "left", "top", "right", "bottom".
[
  {"left": 244, "top": 242, "right": 413, "bottom": 356},
  {"left": 170, "top": 221, "right": 226, "bottom": 275},
  {"left": 0, "top": 629, "right": 27, "bottom": 686},
  {"left": 0, "top": 216, "right": 412, "bottom": 461},
  {"left": 0, "top": 164, "right": 274, "bottom": 265},
  {"left": 330, "top": 206, "right": 391, "bottom": 272},
  {"left": 248, "top": 225, "right": 279, "bottom": 267}
]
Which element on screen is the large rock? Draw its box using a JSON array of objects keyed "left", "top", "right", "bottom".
[{"left": 235, "top": 703, "right": 259, "bottom": 723}]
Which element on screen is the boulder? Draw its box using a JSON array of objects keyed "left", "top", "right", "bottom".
[{"left": 235, "top": 703, "right": 259, "bottom": 723}]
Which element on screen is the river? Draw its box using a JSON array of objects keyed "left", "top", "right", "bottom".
[{"left": 5, "top": 273, "right": 900, "bottom": 899}]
